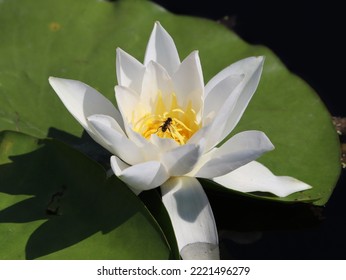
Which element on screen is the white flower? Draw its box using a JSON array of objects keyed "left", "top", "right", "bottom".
[{"left": 49, "top": 22, "right": 311, "bottom": 260}]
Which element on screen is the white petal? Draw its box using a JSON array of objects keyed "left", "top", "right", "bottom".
[
  {"left": 193, "top": 81, "right": 243, "bottom": 151},
  {"left": 161, "top": 177, "right": 219, "bottom": 260},
  {"left": 116, "top": 48, "right": 145, "bottom": 93},
  {"left": 49, "top": 77, "right": 123, "bottom": 132},
  {"left": 203, "top": 74, "right": 244, "bottom": 125},
  {"left": 161, "top": 144, "right": 202, "bottom": 176},
  {"left": 115, "top": 85, "right": 144, "bottom": 124},
  {"left": 114, "top": 86, "right": 163, "bottom": 161},
  {"left": 172, "top": 51, "right": 204, "bottom": 116},
  {"left": 87, "top": 115, "right": 145, "bottom": 165},
  {"left": 114, "top": 86, "right": 158, "bottom": 156},
  {"left": 203, "top": 57, "right": 264, "bottom": 148},
  {"left": 140, "top": 61, "right": 174, "bottom": 110},
  {"left": 205, "top": 56, "right": 263, "bottom": 98},
  {"left": 187, "top": 123, "right": 210, "bottom": 147},
  {"left": 149, "top": 134, "right": 179, "bottom": 153},
  {"left": 144, "top": 22, "right": 180, "bottom": 76},
  {"left": 125, "top": 128, "right": 161, "bottom": 161},
  {"left": 180, "top": 243, "right": 220, "bottom": 260},
  {"left": 195, "top": 74, "right": 246, "bottom": 150},
  {"left": 111, "top": 155, "right": 169, "bottom": 192},
  {"left": 213, "top": 161, "right": 312, "bottom": 197},
  {"left": 193, "top": 131, "right": 274, "bottom": 178}
]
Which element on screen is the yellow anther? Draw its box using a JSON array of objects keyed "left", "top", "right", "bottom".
[{"left": 132, "top": 92, "right": 200, "bottom": 145}]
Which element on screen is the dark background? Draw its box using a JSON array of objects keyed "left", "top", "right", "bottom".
[
  {"left": 153, "top": 0, "right": 345, "bottom": 259},
  {"left": 152, "top": 0, "right": 344, "bottom": 116}
]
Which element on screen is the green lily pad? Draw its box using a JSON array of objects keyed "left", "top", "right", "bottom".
[
  {"left": 0, "top": 131, "right": 172, "bottom": 259},
  {"left": 0, "top": 0, "right": 340, "bottom": 208}
]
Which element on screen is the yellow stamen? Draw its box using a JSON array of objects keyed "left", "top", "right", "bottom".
[{"left": 132, "top": 92, "right": 200, "bottom": 145}]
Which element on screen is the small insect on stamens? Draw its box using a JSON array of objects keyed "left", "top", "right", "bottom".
[
  {"left": 160, "top": 117, "right": 173, "bottom": 133},
  {"left": 155, "top": 117, "right": 174, "bottom": 136},
  {"left": 154, "top": 116, "right": 187, "bottom": 144}
]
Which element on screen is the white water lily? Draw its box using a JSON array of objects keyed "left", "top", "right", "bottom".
[{"left": 49, "top": 22, "right": 311, "bottom": 260}]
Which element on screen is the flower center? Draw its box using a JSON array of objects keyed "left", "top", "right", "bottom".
[{"left": 133, "top": 93, "right": 200, "bottom": 145}]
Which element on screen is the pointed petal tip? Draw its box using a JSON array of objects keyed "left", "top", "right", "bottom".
[
  {"left": 145, "top": 20, "right": 180, "bottom": 73},
  {"left": 48, "top": 76, "right": 61, "bottom": 85},
  {"left": 86, "top": 114, "right": 106, "bottom": 125},
  {"left": 260, "top": 131, "right": 275, "bottom": 151},
  {"left": 115, "top": 47, "right": 122, "bottom": 55},
  {"left": 191, "top": 49, "right": 199, "bottom": 56},
  {"left": 252, "top": 55, "right": 264, "bottom": 63},
  {"left": 255, "top": 56, "right": 265, "bottom": 68},
  {"left": 272, "top": 177, "right": 312, "bottom": 198},
  {"left": 241, "top": 56, "right": 265, "bottom": 67},
  {"left": 188, "top": 50, "right": 201, "bottom": 63},
  {"left": 48, "top": 76, "right": 72, "bottom": 88},
  {"left": 116, "top": 47, "right": 128, "bottom": 57}
]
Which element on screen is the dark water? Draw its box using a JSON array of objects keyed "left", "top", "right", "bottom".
[{"left": 153, "top": 0, "right": 346, "bottom": 259}]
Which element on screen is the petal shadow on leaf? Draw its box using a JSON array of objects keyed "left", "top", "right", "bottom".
[{"left": 0, "top": 131, "right": 171, "bottom": 260}]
